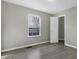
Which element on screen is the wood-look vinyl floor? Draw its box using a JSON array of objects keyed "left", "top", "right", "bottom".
[{"left": 1, "top": 42, "right": 77, "bottom": 59}]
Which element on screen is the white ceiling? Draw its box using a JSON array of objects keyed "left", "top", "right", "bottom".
[{"left": 2, "top": 0, "right": 77, "bottom": 14}]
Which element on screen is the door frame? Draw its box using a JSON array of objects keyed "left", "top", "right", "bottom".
[{"left": 58, "top": 15, "right": 66, "bottom": 44}]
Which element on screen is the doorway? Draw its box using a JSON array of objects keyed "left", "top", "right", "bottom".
[{"left": 58, "top": 16, "right": 65, "bottom": 44}]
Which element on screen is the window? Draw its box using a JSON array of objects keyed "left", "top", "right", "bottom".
[{"left": 28, "top": 14, "right": 41, "bottom": 37}]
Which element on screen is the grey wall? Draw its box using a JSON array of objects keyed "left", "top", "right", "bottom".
[
  {"left": 54, "top": 7, "right": 77, "bottom": 47},
  {"left": 1, "top": 1, "right": 52, "bottom": 51},
  {"left": 58, "top": 16, "right": 64, "bottom": 40}
]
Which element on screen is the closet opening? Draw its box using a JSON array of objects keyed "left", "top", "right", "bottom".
[{"left": 58, "top": 15, "right": 65, "bottom": 44}]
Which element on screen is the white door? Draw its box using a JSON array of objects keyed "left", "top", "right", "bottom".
[{"left": 50, "top": 17, "right": 58, "bottom": 43}]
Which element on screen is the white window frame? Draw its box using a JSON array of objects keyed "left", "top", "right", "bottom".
[{"left": 27, "top": 14, "right": 41, "bottom": 37}]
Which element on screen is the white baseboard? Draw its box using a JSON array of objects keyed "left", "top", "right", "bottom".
[
  {"left": 1, "top": 41, "right": 49, "bottom": 52},
  {"left": 65, "top": 44, "right": 77, "bottom": 49}
]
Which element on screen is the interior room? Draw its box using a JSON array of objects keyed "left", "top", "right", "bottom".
[{"left": 1, "top": 0, "right": 77, "bottom": 59}]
